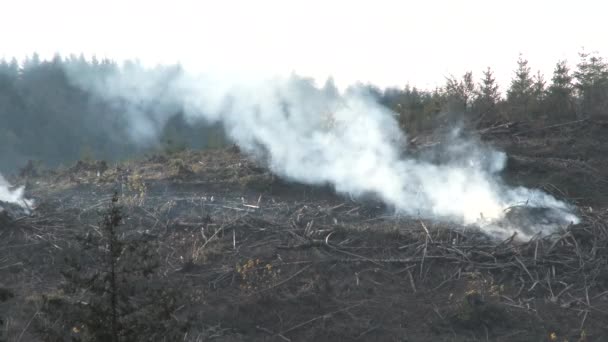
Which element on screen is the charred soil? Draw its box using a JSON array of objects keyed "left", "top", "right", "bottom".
[{"left": 2, "top": 121, "right": 608, "bottom": 341}]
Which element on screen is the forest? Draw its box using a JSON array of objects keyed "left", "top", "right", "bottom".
[
  {"left": 1, "top": 50, "right": 607, "bottom": 173},
  {"left": 0, "top": 54, "right": 227, "bottom": 173}
]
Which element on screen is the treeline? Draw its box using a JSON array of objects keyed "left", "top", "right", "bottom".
[
  {"left": 0, "top": 53, "right": 227, "bottom": 173},
  {"left": 1, "top": 51, "right": 607, "bottom": 172},
  {"left": 372, "top": 51, "right": 608, "bottom": 133}
]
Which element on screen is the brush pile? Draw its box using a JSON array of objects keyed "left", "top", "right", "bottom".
[
  {"left": 0, "top": 200, "right": 30, "bottom": 225},
  {"left": 8, "top": 184, "right": 606, "bottom": 341}
]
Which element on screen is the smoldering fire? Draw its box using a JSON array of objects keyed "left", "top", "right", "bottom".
[
  {"left": 0, "top": 173, "right": 33, "bottom": 211},
  {"left": 3, "top": 64, "right": 569, "bottom": 238}
]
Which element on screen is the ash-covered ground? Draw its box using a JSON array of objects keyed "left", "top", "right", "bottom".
[{"left": 2, "top": 120, "right": 608, "bottom": 341}]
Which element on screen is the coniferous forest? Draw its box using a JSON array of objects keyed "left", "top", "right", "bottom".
[
  {"left": 1, "top": 50, "right": 608, "bottom": 173},
  {"left": 0, "top": 53, "right": 228, "bottom": 173}
]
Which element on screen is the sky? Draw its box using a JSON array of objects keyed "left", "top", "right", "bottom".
[{"left": 1, "top": 0, "right": 607, "bottom": 90}]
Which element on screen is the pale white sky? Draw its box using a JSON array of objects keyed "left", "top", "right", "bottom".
[{"left": 1, "top": 0, "right": 606, "bottom": 90}]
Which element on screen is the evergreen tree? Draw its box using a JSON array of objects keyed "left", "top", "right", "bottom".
[
  {"left": 574, "top": 49, "right": 608, "bottom": 117},
  {"left": 474, "top": 67, "right": 501, "bottom": 121},
  {"left": 22, "top": 52, "right": 41, "bottom": 70},
  {"left": 546, "top": 60, "right": 575, "bottom": 120},
  {"left": 507, "top": 54, "right": 534, "bottom": 120},
  {"left": 381, "top": 85, "right": 442, "bottom": 133},
  {"left": 0, "top": 58, "right": 24, "bottom": 163},
  {"left": 532, "top": 71, "right": 546, "bottom": 102},
  {"left": 444, "top": 71, "right": 475, "bottom": 114},
  {"left": 322, "top": 76, "right": 339, "bottom": 102},
  {"left": 530, "top": 70, "right": 547, "bottom": 118}
]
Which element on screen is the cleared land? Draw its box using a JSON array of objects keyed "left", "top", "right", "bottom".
[{"left": 2, "top": 120, "right": 608, "bottom": 341}]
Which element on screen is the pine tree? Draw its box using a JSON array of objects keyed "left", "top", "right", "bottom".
[
  {"left": 574, "top": 49, "right": 608, "bottom": 117},
  {"left": 530, "top": 71, "right": 547, "bottom": 118},
  {"left": 8, "top": 58, "right": 20, "bottom": 78},
  {"left": 532, "top": 71, "right": 546, "bottom": 102},
  {"left": 445, "top": 71, "right": 475, "bottom": 113},
  {"left": 322, "top": 76, "right": 339, "bottom": 99},
  {"left": 474, "top": 67, "right": 501, "bottom": 121},
  {"left": 546, "top": 60, "right": 575, "bottom": 120},
  {"left": 22, "top": 52, "right": 41, "bottom": 71},
  {"left": 507, "top": 54, "right": 534, "bottom": 120}
]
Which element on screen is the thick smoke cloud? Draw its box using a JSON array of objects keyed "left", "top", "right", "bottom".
[
  {"left": 0, "top": 173, "right": 32, "bottom": 209},
  {"left": 64, "top": 64, "right": 579, "bottom": 238}
]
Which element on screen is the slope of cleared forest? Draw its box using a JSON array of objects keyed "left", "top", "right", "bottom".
[{"left": 1, "top": 120, "right": 608, "bottom": 342}]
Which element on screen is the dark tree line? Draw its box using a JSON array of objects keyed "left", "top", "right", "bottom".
[
  {"left": 1, "top": 51, "right": 608, "bottom": 172},
  {"left": 376, "top": 50, "right": 608, "bottom": 133},
  {"left": 0, "top": 54, "right": 227, "bottom": 173}
]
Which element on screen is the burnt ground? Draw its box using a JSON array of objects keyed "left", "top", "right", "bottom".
[{"left": 2, "top": 119, "right": 608, "bottom": 341}]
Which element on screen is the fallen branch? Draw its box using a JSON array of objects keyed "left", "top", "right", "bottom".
[{"left": 279, "top": 302, "right": 364, "bottom": 336}]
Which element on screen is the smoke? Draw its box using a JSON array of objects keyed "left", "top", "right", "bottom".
[
  {"left": 0, "top": 173, "right": 33, "bottom": 210},
  {"left": 64, "top": 64, "right": 579, "bottom": 239}
]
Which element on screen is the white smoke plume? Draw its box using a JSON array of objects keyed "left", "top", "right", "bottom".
[
  {"left": 64, "top": 65, "right": 579, "bottom": 239},
  {"left": 0, "top": 173, "right": 33, "bottom": 209}
]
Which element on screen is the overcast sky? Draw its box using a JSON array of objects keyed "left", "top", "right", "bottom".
[{"left": 2, "top": 0, "right": 606, "bottom": 90}]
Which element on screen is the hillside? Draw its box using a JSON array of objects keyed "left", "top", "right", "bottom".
[{"left": 1, "top": 120, "right": 608, "bottom": 341}]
